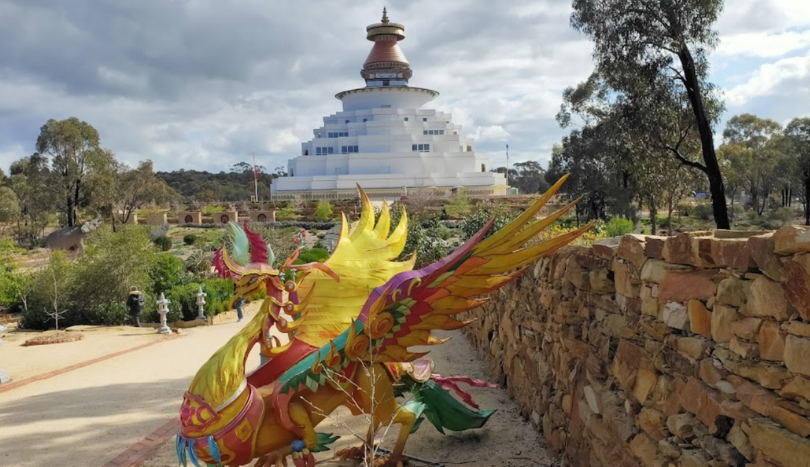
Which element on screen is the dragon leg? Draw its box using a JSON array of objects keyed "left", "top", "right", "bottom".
[{"left": 288, "top": 403, "right": 317, "bottom": 467}]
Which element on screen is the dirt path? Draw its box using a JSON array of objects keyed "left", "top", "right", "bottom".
[{"left": 143, "top": 330, "right": 555, "bottom": 467}]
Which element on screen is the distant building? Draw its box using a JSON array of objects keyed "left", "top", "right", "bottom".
[{"left": 271, "top": 9, "right": 507, "bottom": 199}]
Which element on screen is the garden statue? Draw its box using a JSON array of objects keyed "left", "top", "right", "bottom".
[
  {"left": 45, "top": 217, "right": 101, "bottom": 254},
  {"left": 177, "top": 177, "right": 588, "bottom": 467},
  {"left": 156, "top": 292, "right": 171, "bottom": 334},
  {"left": 196, "top": 286, "right": 207, "bottom": 321}
]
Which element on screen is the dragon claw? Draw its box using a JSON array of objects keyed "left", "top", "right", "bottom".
[{"left": 290, "top": 440, "right": 315, "bottom": 467}]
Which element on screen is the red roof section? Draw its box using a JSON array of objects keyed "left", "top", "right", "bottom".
[{"left": 364, "top": 40, "right": 409, "bottom": 66}]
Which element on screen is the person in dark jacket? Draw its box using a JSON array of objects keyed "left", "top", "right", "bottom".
[{"left": 127, "top": 286, "right": 145, "bottom": 327}]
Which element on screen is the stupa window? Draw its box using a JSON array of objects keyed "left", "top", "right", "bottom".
[
  {"left": 327, "top": 132, "right": 349, "bottom": 138},
  {"left": 315, "top": 147, "right": 335, "bottom": 155},
  {"left": 423, "top": 130, "right": 444, "bottom": 135},
  {"left": 341, "top": 145, "right": 359, "bottom": 154},
  {"left": 412, "top": 144, "right": 430, "bottom": 152}
]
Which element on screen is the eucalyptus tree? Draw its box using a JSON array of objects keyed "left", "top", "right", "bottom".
[{"left": 784, "top": 117, "right": 810, "bottom": 225}]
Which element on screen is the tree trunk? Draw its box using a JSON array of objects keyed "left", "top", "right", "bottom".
[
  {"left": 66, "top": 195, "right": 74, "bottom": 227},
  {"left": 678, "top": 45, "right": 729, "bottom": 229},
  {"left": 758, "top": 189, "right": 768, "bottom": 216},
  {"left": 805, "top": 176, "right": 810, "bottom": 226},
  {"left": 73, "top": 178, "right": 81, "bottom": 226},
  {"left": 649, "top": 200, "right": 658, "bottom": 235},
  {"left": 667, "top": 198, "right": 674, "bottom": 236}
]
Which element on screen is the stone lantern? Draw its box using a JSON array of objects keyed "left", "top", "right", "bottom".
[
  {"left": 156, "top": 292, "right": 172, "bottom": 334},
  {"left": 196, "top": 286, "right": 207, "bottom": 321},
  {"left": 0, "top": 324, "right": 8, "bottom": 384}
]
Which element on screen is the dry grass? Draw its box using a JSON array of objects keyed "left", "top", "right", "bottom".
[{"left": 22, "top": 331, "right": 84, "bottom": 346}]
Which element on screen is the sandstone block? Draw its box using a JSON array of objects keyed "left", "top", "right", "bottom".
[
  {"left": 612, "top": 339, "right": 645, "bottom": 392},
  {"left": 748, "top": 234, "right": 784, "bottom": 282},
  {"left": 678, "top": 376, "right": 733, "bottom": 433},
  {"left": 678, "top": 450, "right": 711, "bottom": 467},
  {"left": 730, "top": 336, "right": 760, "bottom": 359},
  {"left": 593, "top": 237, "right": 620, "bottom": 259},
  {"left": 768, "top": 404, "right": 810, "bottom": 437},
  {"left": 644, "top": 235, "right": 667, "bottom": 259},
  {"left": 641, "top": 286, "right": 659, "bottom": 317},
  {"left": 687, "top": 300, "right": 712, "bottom": 338},
  {"left": 787, "top": 321, "right": 810, "bottom": 338},
  {"left": 658, "top": 269, "right": 720, "bottom": 304},
  {"left": 661, "top": 302, "right": 689, "bottom": 330},
  {"left": 742, "top": 417, "right": 810, "bottom": 467},
  {"left": 715, "top": 346, "right": 790, "bottom": 389},
  {"left": 716, "top": 276, "right": 748, "bottom": 307},
  {"left": 657, "top": 439, "right": 681, "bottom": 459},
  {"left": 711, "top": 304, "right": 741, "bottom": 343},
  {"left": 677, "top": 336, "right": 710, "bottom": 360},
  {"left": 780, "top": 376, "right": 810, "bottom": 401},
  {"left": 618, "top": 234, "right": 648, "bottom": 269},
  {"left": 711, "top": 237, "right": 754, "bottom": 271},
  {"left": 736, "top": 381, "right": 778, "bottom": 416},
  {"left": 758, "top": 320, "right": 787, "bottom": 362},
  {"left": 785, "top": 335, "right": 810, "bottom": 377},
  {"left": 614, "top": 259, "right": 640, "bottom": 298},
  {"left": 638, "top": 407, "right": 668, "bottom": 440},
  {"left": 663, "top": 231, "right": 712, "bottom": 265},
  {"left": 666, "top": 412, "right": 705, "bottom": 440},
  {"left": 773, "top": 224, "right": 810, "bottom": 255},
  {"left": 583, "top": 385, "right": 601, "bottom": 415},
  {"left": 589, "top": 268, "right": 614, "bottom": 294},
  {"left": 747, "top": 276, "right": 790, "bottom": 321},
  {"left": 726, "top": 422, "right": 755, "bottom": 461},
  {"left": 697, "top": 435, "right": 744, "bottom": 466},
  {"left": 785, "top": 259, "right": 810, "bottom": 320},
  {"left": 699, "top": 358, "right": 729, "bottom": 387},
  {"left": 629, "top": 433, "right": 659, "bottom": 467},
  {"left": 641, "top": 259, "right": 690, "bottom": 283},
  {"left": 730, "top": 317, "right": 763, "bottom": 341},
  {"left": 691, "top": 235, "right": 717, "bottom": 268}
]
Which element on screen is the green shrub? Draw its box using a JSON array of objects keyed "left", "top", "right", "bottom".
[
  {"left": 202, "top": 205, "right": 224, "bottom": 216},
  {"left": 276, "top": 206, "right": 298, "bottom": 221},
  {"left": 605, "top": 217, "right": 634, "bottom": 238},
  {"left": 445, "top": 189, "right": 472, "bottom": 218},
  {"left": 183, "top": 234, "right": 197, "bottom": 245},
  {"left": 677, "top": 202, "right": 693, "bottom": 217},
  {"left": 295, "top": 247, "right": 330, "bottom": 264},
  {"left": 201, "top": 278, "right": 234, "bottom": 315},
  {"left": 153, "top": 235, "right": 172, "bottom": 251},
  {"left": 694, "top": 203, "right": 713, "bottom": 221},
  {"left": 185, "top": 251, "right": 214, "bottom": 278},
  {"left": 460, "top": 202, "right": 519, "bottom": 241},
  {"left": 150, "top": 254, "right": 186, "bottom": 294},
  {"left": 0, "top": 239, "right": 24, "bottom": 309},
  {"left": 163, "top": 282, "right": 201, "bottom": 321},
  {"left": 314, "top": 200, "right": 333, "bottom": 222}
]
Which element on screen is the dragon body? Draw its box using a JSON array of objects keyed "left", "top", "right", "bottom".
[{"left": 177, "top": 177, "right": 588, "bottom": 466}]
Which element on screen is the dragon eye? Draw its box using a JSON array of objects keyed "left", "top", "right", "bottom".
[{"left": 249, "top": 277, "right": 258, "bottom": 284}]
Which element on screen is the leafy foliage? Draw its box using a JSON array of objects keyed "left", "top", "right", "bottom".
[
  {"left": 153, "top": 235, "right": 173, "bottom": 251},
  {"left": 314, "top": 200, "right": 334, "bottom": 222},
  {"left": 183, "top": 234, "right": 197, "bottom": 245},
  {"left": 460, "top": 202, "right": 519, "bottom": 241},
  {"left": 444, "top": 189, "right": 472, "bottom": 218},
  {"left": 605, "top": 217, "right": 634, "bottom": 238},
  {"left": 150, "top": 254, "right": 187, "bottom": 294}
]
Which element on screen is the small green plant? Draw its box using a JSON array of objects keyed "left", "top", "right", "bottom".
[
  {"left": 276, "top": 206, "right": 298, "bottom": 221},
  {"left": 314, "top": 200, "right": 333, "bottom": 222},
  {"left": 605, "top": 217, "right": 634, "bottom": 238},
  {"left": 202, "top": 205, "right": 224, "bottom": 216},
  {"left": 183, "top": 234, "right": 197, "bottom": 246},
  {"left": 445, "top": 189, "right": 472, "bottom": 218},
  {"left": 294, "top": 247, "right": 330, "bottom": 264},
  {"left": 149, "top": 254, "right": 186, "bottom": 294},
  {"left": 694, "top": 202, "right": 713, "bottom": 221},
  {"left": 153, "top": 235, "right": 173, "bottom": 251}
]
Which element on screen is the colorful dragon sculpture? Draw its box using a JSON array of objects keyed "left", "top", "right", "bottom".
[{"left": 177, "top": 177, "right": 588, "bottom": 467}]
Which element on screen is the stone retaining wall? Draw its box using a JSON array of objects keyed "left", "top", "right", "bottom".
[{"left": 462, "top": 225, "right": 810, "bottom": 467}]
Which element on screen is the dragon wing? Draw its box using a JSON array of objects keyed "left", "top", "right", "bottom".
[
  {"left": 274, "top": 176, "right": 591, "bottom": 395},
  {"left": 290, "top": 188, "right": 415, "bottom": 349}
]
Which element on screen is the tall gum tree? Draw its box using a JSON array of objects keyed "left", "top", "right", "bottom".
[{"left": 571, "top": 0, "right": 730, "bottom": 228}]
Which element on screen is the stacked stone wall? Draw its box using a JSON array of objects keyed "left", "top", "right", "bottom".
[{"left": 462, "top": 226, "right": 810, "bottom": 467}]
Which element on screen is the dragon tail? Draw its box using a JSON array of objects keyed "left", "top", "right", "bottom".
[{"left": 399, "top": 375, "right": 497, "bottom": 434}]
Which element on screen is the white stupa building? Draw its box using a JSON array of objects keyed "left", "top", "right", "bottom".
[{"left": 271, "top": 9, "right": 507, "bottom": 199}]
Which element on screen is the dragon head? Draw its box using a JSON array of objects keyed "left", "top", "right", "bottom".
[{"left": 214, "top": 221, "right": 339, "bottom": 307}]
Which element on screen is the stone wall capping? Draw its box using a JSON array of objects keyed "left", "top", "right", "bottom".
[{"left": 461, "top": 230, "right": 810, "bottom": 467}]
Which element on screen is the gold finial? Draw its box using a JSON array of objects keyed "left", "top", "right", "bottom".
[{"left": 381, "top": 7, "right": 389, "bottom": 24}]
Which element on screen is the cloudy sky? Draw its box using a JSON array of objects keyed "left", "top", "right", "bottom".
[{"left": 0, "top": 0, "right": 808, "bottom": 175}]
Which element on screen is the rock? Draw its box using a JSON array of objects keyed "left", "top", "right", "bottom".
[
  {"left": 785, "top": 335, "right": 810, "bottom": 378},
  {"left": 697, "top": 435, "right": 745, "bottom": 466},
  {"left": 716, "top": 276, "right": 748, "bottom": 307},
  {"left": 711, "top": 237, "right": 754, "bottom": 271},
  {"left": 687, "top": 300, "right": 712, "bottom": 338},
  {"left": 730, "top": 317, "right": 763, "bottom": 341},
  {"left": 678, "top": 450, "right": 711, "bottom": 467},
  {"left": 584, "top": 385, "right": 602, "bottom": 415},
  {"left": 787, "top": 321, "right": 810, "bottom": 338},
  {"left": 644, "top": 236, "right": 667, "bottom": 260},
  {"left": 638, "top": 407, "right": 669, "bottom": 440},
  {"left": 590, "top": 268, "right": 614, "bottom": 294},
  {"left": 662, "top": 302, "right": 690, "bottom": 330},
  {"left": 663, "top": 231, "right": 712, "bottom": 266},
  {"left": 642, "top": 286, "right": 660, "bottom": 317},
  {"left": 730, "top": 336, "right": 760, "bottom": 359},
  {"left": 747, "top": 276, "right": 790, "bottom": 321},
  {"left": 736, "top": 381, "right": 778, "bottom": 416},
  {"left": 593, "top": 237, "right": 620, "bottom": 259},
  {"left": 781, "top": 376, "right": 810, "bottom": 402},
  {"left": 743, "top": 417, "right": 810, "bottom": 467},
  {"left": 714, "top": 347, "right": 790, "bottom": 390},
  {"left": 657, "top": 439, "right": 681, "bottom": 459},
  {"left": 614, "top": 259, "right": 640, "bottom": 298},
  {"left": 612, "top": 339, "right": 646, "bottom": 393},
  {"left": 768, "top": 404, "right": 810, "bottom": 437},
  {"left": 785, "top": 259, "right": 810, "bottom": 320},
  {"left": 758, "top": 320, "right": 787, "bottom": 362},
  {"left": 711, "top": 304, "right": 740, "bottom": 343},
  {"left": 691, "top": 235, "right": 717, "bottom": 268},
  {"left": 677, "top": 336, "right": 710, "bottom": 360},
  {"left": 618, "top": 234, "right": 648, "bottom": 269},
  {"left": 678, "top": 376, "right": 733, "bottom": 433},
  {"left": 641, "top": 259, "right": 691, "bottom": 284},
  {"left": 666, "top": 413, "right": 705, "bottom": 440},
  {"left": 699, "top": 358, "right": 729, "bottom": 387},
  {"left": 726, "top": 422, "right": 755, "bottom": 461},
  {"left": 629, "top": 433, "right": 659, "bottom": 467},
  {"left": 658, "top": 269, "right": 720, "bottom": 304},
  {"left": 773, "top": 224, "right": 810, "bottom": 255},
  {"left": 748, "top": 234, "right": 784, "bottom": 282}
]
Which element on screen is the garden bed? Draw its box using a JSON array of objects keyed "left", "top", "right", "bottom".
[{"left": 22, "top": 331, "right": 85, "bottom": 346}]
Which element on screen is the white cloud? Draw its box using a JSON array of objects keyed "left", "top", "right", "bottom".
[
  {"left": 716, "top": 30, "right": 810, "bottom": 58},
  {"left": 725, "top": 49, "right": 810, "bottom": 107}
]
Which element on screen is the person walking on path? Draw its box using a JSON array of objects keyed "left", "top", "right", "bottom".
[
  {"left": 127, "top": 286, "right": 144, "bottom": 327},
  {"left": 235, "top": 297, "right": 245, "bottom": 322}
]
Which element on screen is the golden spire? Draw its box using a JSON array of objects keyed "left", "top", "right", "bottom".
[{"left": 381, "top": 7, "right": 389, "bottom": 24}]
